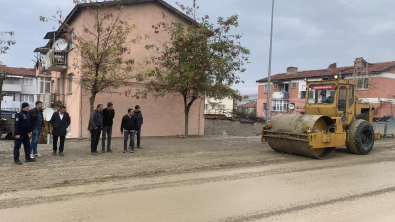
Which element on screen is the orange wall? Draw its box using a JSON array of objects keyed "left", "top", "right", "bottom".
[
  {"left": 356, "top": 76, "right": 395, "bottom": 99},
  {"left": 48, "top": 2, "right": 205, "bottom": 138}
]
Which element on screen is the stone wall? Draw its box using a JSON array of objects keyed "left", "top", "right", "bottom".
[{"left": 205, "top": 119, "right": 264, "bottom": 136}]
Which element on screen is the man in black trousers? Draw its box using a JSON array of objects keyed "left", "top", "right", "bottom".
[
  {"left": 14, "top": 102, "right": 36, "bottom": 165},
  {"left": 50, "top": 105, "right": 71, "bottom": 156},
  {"left": 134, "top": 105, "right": 143, "bottom": 149},
  {"left": 120, "top": 108, "right": 138, "bottom": 153},
  {"left": 102, "top": 102, "right": 115, "bottom": 153},
  {"left": 88, "top": 104, "right": 104, "bottom": 155}
]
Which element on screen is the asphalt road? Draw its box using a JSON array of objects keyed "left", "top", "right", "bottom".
[{"left": 1, "top": 137, "right": 395, "bottom": 221}]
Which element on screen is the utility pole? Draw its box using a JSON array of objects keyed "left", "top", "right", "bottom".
[{"left": 266, "top": 0, "right": 275, "bottom": 123}]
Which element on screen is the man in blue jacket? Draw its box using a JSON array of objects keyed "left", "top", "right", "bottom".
[
  {"left": 14, "top": 102, "right": 36, "bottom": 165},
  {"left": 134, "top": 105, "right": 143, "bottom": 149}
]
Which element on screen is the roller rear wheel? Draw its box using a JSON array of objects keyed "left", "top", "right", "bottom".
[{"left": 346, "top": 119, "right": 374, "bottom": 155}]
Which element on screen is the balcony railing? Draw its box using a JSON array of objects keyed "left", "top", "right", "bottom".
[
  {"left": 272, "top": 91, "right": 290, "bottom": 99},
  {"left": 206, "top": 98, "right": 220, "bottom": 104},
  {"left": 2, "top": 83, "right": 22, "bottom": 92},
  {"left": 45, "top": 49, "right": 67, "bottom": 72}
]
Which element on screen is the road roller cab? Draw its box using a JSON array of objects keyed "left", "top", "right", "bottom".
[{"left": 262, "top": 79, "right": 378, "bottom": 159}]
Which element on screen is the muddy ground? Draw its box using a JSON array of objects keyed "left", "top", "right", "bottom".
[{"left": 1, "top": 136, "right": 395, "bottom": 219}]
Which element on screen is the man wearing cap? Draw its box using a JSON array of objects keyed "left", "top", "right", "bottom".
[
  {"left": 13, "top": 102, "right": 36, "bottom": 165},
  {"left": 101, "top": 102, "right": 115, "bottom": 153},
  {"left": 134, "top": 105, "right": 143, "bottom": 149}
]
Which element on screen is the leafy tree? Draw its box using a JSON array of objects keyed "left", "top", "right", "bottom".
[
  {"left": 41, "top": 1, "right": 137, "bottom": 111},
  {"left": 143, "top": 0, "right": 250, "bottom": 136},
  {"left": 0, "top": 32, "right": 15, "bottom": 54},
  {"left": 71, "top": 3, "right": 136, "bottom": 111}
]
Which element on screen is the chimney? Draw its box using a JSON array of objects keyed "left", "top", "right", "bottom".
[
  {"left": 354, "top": 57, "right": 367, "bottom": 70},
  {"left": 286, "top": 66, "right": 298, "bottom": 75},
  {"left": 328, "top": 63, "right": 337, "bottom": 69}
]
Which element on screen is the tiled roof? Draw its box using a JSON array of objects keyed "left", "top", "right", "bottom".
[
  {"left": 238, "top": 101, "right": 257, "bottom": 108},
  {"left": 5, "top": 67, "right": 36, "bottom": 77},
  {"left": 256, "top": 60, "right": 395, "bottom": 83}
]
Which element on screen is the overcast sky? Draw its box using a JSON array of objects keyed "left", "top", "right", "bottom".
[{"left": 1, "top": 0, "right": 395, "bottom": 95}]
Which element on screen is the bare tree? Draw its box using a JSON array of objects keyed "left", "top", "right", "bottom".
[{"left": 0, "top": 31, "right": 15, "bottom": 120}]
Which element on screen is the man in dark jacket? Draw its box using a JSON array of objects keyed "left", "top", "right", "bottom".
[
  {"left": 88, "top": 104, "right": 104, "bottom": 155},
  {"left": 29, "top": 101, "right": 44, "bottom": 158},
  {"left": 50, "top": 105, "right": 71, "bottom": 156},
  {"left": 120, "top": 108, "right": 138, "bottom": 153},
  {"left": 134, "top": 105, "right": 143, "bottom": 149},
  {"left": 102, "top": 102, "right": 115, "bottom": 153},
  {"left": 14, "top": 102, "right": 36, "bottom": 165}
]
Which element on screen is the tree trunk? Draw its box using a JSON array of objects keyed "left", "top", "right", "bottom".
[
  {"left": 89, "top": 92, "right": 97, "bottom": 111},
  {"left": 184, "top": 107, "right": 190, "bottom": 137},
  {"left": 0, "top": 76, "right": 4, "bottom": 121},
  {"left": 183, "top": 94, "right": 189, "bottom": 137}
]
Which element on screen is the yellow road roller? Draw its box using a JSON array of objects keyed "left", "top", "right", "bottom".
[{"left": 262, "top": 79, "right": 380, "bottom": 159}]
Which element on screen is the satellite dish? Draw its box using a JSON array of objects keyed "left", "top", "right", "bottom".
[
  {"left": 55, "top": 38, "right": 68, "bottom": 51},
  {"left": 289, "top": 104, "right": 295, "bottom": 110},
  {"left": 43, "top": 108, "right": 54, "bottom": 122}
]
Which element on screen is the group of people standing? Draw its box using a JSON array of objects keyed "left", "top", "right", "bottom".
[
  {"left": 13, "top": 101, "right": 71, "bottom": 165},
  {"left": 88, "top": 103, "right": 143, "bottom": 155},
  {"left": 13, "top": 101, "right": 143, "bottom": 165}
]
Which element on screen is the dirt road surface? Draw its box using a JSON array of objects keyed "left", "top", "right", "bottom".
[{"left": 1, "top": 136, "right": 395, "bottom": 221}]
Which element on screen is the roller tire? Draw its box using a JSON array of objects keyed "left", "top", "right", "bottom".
[{"left": 346, "top": 119, "right": 374, "bottom": 155}]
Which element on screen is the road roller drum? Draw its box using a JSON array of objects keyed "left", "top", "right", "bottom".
[{"left": 264, "top": 114, "right": 336, "bottom": 159}]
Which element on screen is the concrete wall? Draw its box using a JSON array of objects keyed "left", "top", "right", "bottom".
[{"left": 205, "top": 119, "right": 264, "bottom": 136}]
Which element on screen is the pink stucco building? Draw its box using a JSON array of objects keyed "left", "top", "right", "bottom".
[
  {"left": 33, "top": 0, "right": 205, "bottom": 138},
  {"left": 256, "top": 58, "right": 395, "bottom": 120}
]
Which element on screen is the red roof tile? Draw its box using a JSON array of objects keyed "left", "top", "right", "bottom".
[
  {"left": 256, "top": 61, "right": 395, "bottom": 83},
  {"left": 5, "top": 67, "right": 36, "bottom": 77},
  {"left": 238, "top": 101, "right": 257, "bottom": 108}
]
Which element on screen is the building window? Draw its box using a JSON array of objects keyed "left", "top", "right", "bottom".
[
  {"left": 21, "top": 94, "right": 34, "bottom": 102},
  {"left": 357, "top": 78, "right": 369, "bottom": 90},
  {"left": 263, "top": 103, "right": 267, "bottom": 110},
  {"left": 218, "top": 104, "right": 225, "bottom": 110},
  {"left": 273, "top": 84, "right": 277, "bottom": 90},
  {"left": 264, "top": 84, "right": 268, "bottom": 94},
  {"left": 38, "top": 77, "right": 51, "bottom": 94},
  {"left": 6, "top": 93, "right": 15, "bottom": 101},
  {"left": 338, "top": 86, "right": 347, "bottom": 111},
  {"left": 205, "top": 104, "right": 208, "bottom": 110},
  {"left": 279, "top": 84, "right": 289, "bottom": 93},
  {"left": 300, "top": 91, "right": 306, "bottom": 99},
  {"left": 4, "top": 78, "right": 17, "bottom": 84},
  {"left": 291, "top": 82, "right": 296, "bottom": 89},
  {"left": 22, "top": 78, "right": 33, "bottom": 86},
  {"left": 349, "top": 85, "right": 354, "bottom": 108},
  {"left": 68, "top": 74, "right": 73, "bottom": 93},
  {"left": 272, "top": 100, "right": 288, "bottom": 112}
]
